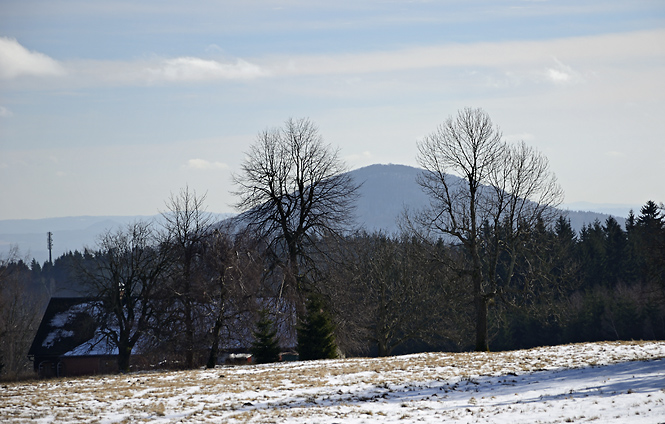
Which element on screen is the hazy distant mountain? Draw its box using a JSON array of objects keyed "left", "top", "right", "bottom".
[
  {"left": 348, "top": 163, "right": 624, "bottom": 235},
  {"left": 349, "top": 164, "right": 431, "bottom": 234},
  {"left": 0, "top": 214, "right": 232, "bottom": 264},
  {"left": 560, "top": 202, "right": 642, "bottom": 220},
  {"left": 1, "top": 164, "right": 626, "bottom": 263}
]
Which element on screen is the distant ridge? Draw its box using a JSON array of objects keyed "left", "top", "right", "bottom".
[
  {"left": 0, "top": 213, "right": 233, "bottom": 264},
  {"left": 1, "top": 164, "right": 624, "bottom": 263}
]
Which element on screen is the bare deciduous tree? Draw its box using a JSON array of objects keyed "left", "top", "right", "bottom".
[
  {"left": 0, "top": 247, "right": 47, "bottom": 379},
  {"left": 337, "top": 233, "right": 466, "bottom": 356},
  {"left": 83, "top": 221, "right": 170, "bottom": 372},
  {"left": 416, "top": 107, "right": 563, "bottom": 351},
  {"left": 233, "top": 118, "right": 359, "bottom": 304},
  {"left": 202, "top": 225, "right": 262, "bottom": 368},
  {"left": 160, "top": 186, "right": 214, "bottom": 368}
]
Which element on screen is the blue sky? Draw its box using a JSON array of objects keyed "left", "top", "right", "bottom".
[{"left": 1, "top": 0, "right": 664, "bottom": 220}]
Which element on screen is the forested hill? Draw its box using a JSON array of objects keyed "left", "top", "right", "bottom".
[{"left": 1, "top": 164, "right": 625, "bottom": 262}]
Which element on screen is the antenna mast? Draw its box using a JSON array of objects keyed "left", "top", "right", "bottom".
[{"left": 47, "top": 231, "right": 53, "bottom": 265}]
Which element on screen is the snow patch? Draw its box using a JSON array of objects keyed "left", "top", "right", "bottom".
[
  {"left": 5, "top": 341, "right": 665, "bottom": 423},
  {"left": 41, "top": 329, "right": 74, "bottom": 348}
]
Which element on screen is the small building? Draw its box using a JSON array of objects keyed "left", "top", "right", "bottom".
[
  {"left": 28, "top": 297, "right": 118, "bottom": 378},
  {"left": 28, "top": 296, "right": 298, "bottom": 375}
]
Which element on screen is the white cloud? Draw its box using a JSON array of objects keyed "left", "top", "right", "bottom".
[
  {"left": 5, "top": 29, "right": 662, "bottom": 92},
  {"left": 0, "top": 37, "right": 65, "bottom": 79},
  {"left": 546, "top": 68, "right": 570, "bottom": 82},
  {"left": 544, "top": 58, "right": 581, "bottom": 85},
  {"left": 146, "top": 57, "right": 267, "bottom": 82},
  {"left": 268, "top": 29, "right": 665, "bottom": 81},
  {"left": 0, "top": 106, "right": 13, "bottom": 117},
  {"left": 184, "top": 159, "right": 229, "bottom": 170}
]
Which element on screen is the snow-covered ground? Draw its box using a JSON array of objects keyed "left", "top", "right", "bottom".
[{"left": 2, "top": 341, "right": 664, "bottom": 423}]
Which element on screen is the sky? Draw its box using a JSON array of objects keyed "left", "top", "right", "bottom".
[{"left": 1, "top": 0, "right": 664, "bottom": 220}]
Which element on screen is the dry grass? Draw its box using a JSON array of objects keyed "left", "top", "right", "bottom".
[{"left": 1, "top": 341, "right": 664, "bottom": 423}]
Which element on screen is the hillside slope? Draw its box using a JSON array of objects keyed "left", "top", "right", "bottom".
[
  {"left": 2, "top": 341, "right": 664, "bottom": 423},
  {"left": 349, "top": 163, "right": 620, "bottom": 235}
]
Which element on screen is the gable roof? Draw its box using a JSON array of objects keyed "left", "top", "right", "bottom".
[{"left": 28, "top": 297, "right": 112, "bottom": 358}]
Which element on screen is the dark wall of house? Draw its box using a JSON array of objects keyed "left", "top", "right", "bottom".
[{"left": 35, "top": 356, "right": 118, "bottom": 378}]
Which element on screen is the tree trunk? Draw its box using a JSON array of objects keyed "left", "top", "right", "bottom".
[
  {"left": 377, "top": 339, "right": 390, "bottom": 357},
  {"left": 471, "top": 237, "right": 489, "bottom": 352},
  {"left": 474, "top": 292, "right": 489, "bottom": 352},
  {"left": 206, "top": 316, "right": 223, "bottom": 369},
  {"left": 184, "top": 300, "right": 195, "bottom": 368},
  {"left": 377, "top": 281, "right": 390, "bottom": 357},
  {"left": 117, "top": 345, "right": 132, "bottom": 373}
]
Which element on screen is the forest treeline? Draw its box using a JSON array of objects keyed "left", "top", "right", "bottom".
[
  {"left": 1, "top": 201, "right": 663, "bottom": 378},
  {"left": 1, "top": 111, "right": 664, "bottom": 379}
]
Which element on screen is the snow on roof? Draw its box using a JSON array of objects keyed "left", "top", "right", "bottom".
[
  {"left": 42, "top": 329, "right": 75, "bottom": 349},
  {"left": 42, "top": 302, "right": 99, "bottom": 348},
  {"left": 48, "top": 302, "right": 96, "bottom": 328},
  {"left": 63, "top": 329, "right": 118, "bottom": 356},
  {"left": 42, "top": 302, "right": 100, "bottom": 348},
  {"left": 29, "top": 297, "right": 104, "bottom": 357}
]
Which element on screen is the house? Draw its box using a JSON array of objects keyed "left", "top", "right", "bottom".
[
  {"left": 27, "top": 297, "right": 118, "bottom": 378},
  {"left": 28, "top": 296, "right": 298, "bottom": 377}
]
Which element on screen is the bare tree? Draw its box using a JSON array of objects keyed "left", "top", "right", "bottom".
[
  {"left": 331, "top": 232, "right": 467, "bottom": 356},
  {"left": 160, "top": 186, "right": 214, "bottom": 368},
  {"left": 233, "top": 118, "right": 359, "bottom": 304},
  {"left": 0, "top": 247, "right": 48, "bottom": 379},
  {"left": 202, "top": 225, "right": 262, "bottom": 368},
  {"left": 416, "top": 107, "right": 563, "bottom": 351},
  {"left": 83, "top": 221, "right": 170, "bottom": 372}
]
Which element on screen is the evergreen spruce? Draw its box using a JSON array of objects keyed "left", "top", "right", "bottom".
[
  {"left": 297, "top": 297, "right": 338, "bottom": 360},
  {"left": 250, "top": 309, "right": 281, "bottom": 364}
]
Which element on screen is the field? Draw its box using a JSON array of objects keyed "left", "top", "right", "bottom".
[{"left": 2, "top": 341, "right": 665, "bottom": 423}]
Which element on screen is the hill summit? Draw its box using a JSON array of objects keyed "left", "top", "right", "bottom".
[
  {"left": 348, "top": 163, "right": 617, "bottom": 235},
  {"left": 1, "top": 164, "right": 620, "bottom": 262}
]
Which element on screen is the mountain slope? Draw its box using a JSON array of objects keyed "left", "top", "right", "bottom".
[
  {"left": 349, "top": 164, "right": 432, "bottom": 233},
  {"left": 349, "top": 163, "right": 621, "bottom": 235},
  {"left": 2, "top": 164, "right": 622, "bottom": 263}
]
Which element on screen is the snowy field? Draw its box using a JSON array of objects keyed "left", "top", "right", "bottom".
[{"left": 2, "top": 341, "right": 665, "bottom": 423}]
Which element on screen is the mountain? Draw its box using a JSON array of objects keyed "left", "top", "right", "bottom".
[
  {"left": 349, "top": 164, "right": 431, "bottom": 234},
  {"left": 1, "top": 164, "right": 624, "bottom": 263},
  {"left": 348, "top": 163, "right": 623, "bottom": 235}
]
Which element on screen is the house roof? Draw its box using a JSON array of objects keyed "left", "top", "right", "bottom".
[
  {"left": 28, "top": 297, "right": 113, "bottom": 358},
  {"left": 28, "top": 296, "right": 298, "bottom": 360}
]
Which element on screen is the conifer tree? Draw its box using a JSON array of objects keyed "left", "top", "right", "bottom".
[
  {"left": 578, "top": 220, "right": 606, "bottom": 287},
  {"left": 603, "top": 216, "right": 627, "bottom": 284},
  {"left": 250, "top": 309, "right": 281, "bottom": 364},
  {"left": 297, "top": 297, "right": 338, "bottom": 360},
  {"left": 636, "top": 200, "right": 665, "bottom": 286}
]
